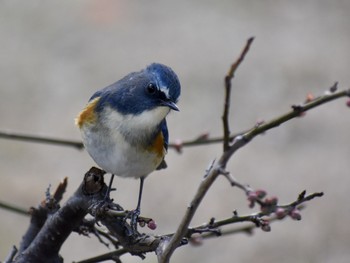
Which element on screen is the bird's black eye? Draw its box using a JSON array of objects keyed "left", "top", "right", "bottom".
[{"left": 146, "top": 83, "right": 157, "bottom": 94}]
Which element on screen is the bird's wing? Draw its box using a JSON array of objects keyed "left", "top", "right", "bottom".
[
  {"left": 160, "top": 119, "right": 169, "bottom": 151},
  {"left": 156, "top": 119, "right": 169, "bottom": 170}
]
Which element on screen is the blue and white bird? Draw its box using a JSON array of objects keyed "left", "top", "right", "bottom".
[{"left": 76, "top": 63, "right": 181, "bottom": 225}]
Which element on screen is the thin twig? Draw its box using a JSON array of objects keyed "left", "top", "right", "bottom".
[
  {"left": 4, "top": 245, "right": 18, "bottom": 263},
  {"left": 53, "top": 177, "right": 68, "bottom": 203},
  {"left": 0, "top": 200, "right": 29, "bottom": 216},
  {"left": 220, "top": 85, "right": 350, "bottom": 165},
  {"left": 74, "top": 248, "right": 127, "bottom": 263},
  {"left": 187, "top": 191, "right": 323, "bottom": 236},
  {"left": 222, "top": 37, "right": 254, "bottom": 151},
  {"left": 93, "top": 227, "right": 120, "bottom": 249},
  {"left": 168, "top": 132, "right": 244, "bottom": 149},
  {"left": 0, "top": 128, "right": 249, "bottom": 152},
  {"left": 244, "top": 86, "right": 350, "bottom": 142},
  {"left": 0, "top": 130, "right": 84, "bottom": 150}
]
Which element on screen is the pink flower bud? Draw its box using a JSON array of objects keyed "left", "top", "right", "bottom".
[
  {"left": 305, "top": 93, "right": 314, "bottom": 103},
  {"left": 298, "top": 111, "right": 306, "bottom": 117},
  {"left": 196, "top": 132, "right": 209, "bottom": 141},
  {"left": 173, "top": 139, "right": 183, "bottom": 153},
  {"left": 247, "top": 192, "right": 258, "bottom": 202},
  {"left": 189, "top": 233, "right": 203, "bottom": 246},
  {"left": 346, "top": 99, "right": 350, "bottom": 108},
  {"left": 289, "top": 209, "right": 302, "bottom": 220},
  {"left": 264, "top": 196, "right": 278, "bottom": 206},
  {"left": 329, "top": 82, "right": 338, "bottom": 93},
  {"left": 275, "top": 207, "right": 286, "bottom": 219},
  {"left": 261, "top": 220, "right": 271, "bottom": 232},
  {"left": 147, "top": 220, "right": 157, "bottom": 230},
  {"left": 259, "top": 205, "right": 267, "bottom": 213},
  {"left": 255, "top": 189, "right": 267, "bottom": 199},
  {"left": 255, "top": 119, "right": 265, "bottom": 127}
]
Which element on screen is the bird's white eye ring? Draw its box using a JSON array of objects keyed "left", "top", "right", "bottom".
[{"left": 146, "top": 83, "right": 157, "bottom": 94}]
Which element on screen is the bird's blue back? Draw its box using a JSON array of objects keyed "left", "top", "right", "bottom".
[{"left": 90, "top": 63, "right": 180, "bottom": 116}]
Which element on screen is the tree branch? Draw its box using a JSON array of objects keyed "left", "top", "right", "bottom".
[
  {"left": 75, "top": 187, "right": 323, "bottom": 263},
  {"left": 17, "top": 178, "right": 68, "bottom": 255},
  {"left": 223, "top": 37, "right": 254, "bottom": 151},
  {"left": 14, "top": 169, "right": 105, "bottom": 263},
  {"left": 186, "top": 191, "right": 323, "bottom": 237},
  {"left": 0, "top": 130, "right": 84, "bottom": 150},
  {"left": 156, "top": 50, "right": 349, "bottom": 263},
  {"left": 157, "top": 37, "right": 255, "bottom": 263},
  {"left": 0, "top": 201, "right": 28, "bottom": 216}
]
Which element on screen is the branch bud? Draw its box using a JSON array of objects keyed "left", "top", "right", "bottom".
[
  {"left": 305, "top": 93, "right": 315, "bottom": 103},
  {"left": 173, "top": 139, "right": 183, "bottom": 153},
  {"left": 247, "top": 192, "right": 258, "bottom": 202},
  {"left": 147, "top": 219, "right": 157, "bottom": 230},
  {"left": 264, "top": 196, "right": 278, "bottom": 206},
  {"left": 255, "top": 189, "right": 267, "bottom": 199},
  {"left": 289, "top": 209, "right": 302, "bottom": 220},
  {"left": 247, "top": 192, "right": 258, "bottom": 208},
  {"left": 261, "top": 220, "right": 271, "bottom": 232},
  {"left": 346, "top": 99, "right": 350, "bottom": 108},
  {"left": 189, "top": 233, "right": 203, "bottom": 246},
  {"left": 275, "top": 207, "right": 287, "bottom": 219}
]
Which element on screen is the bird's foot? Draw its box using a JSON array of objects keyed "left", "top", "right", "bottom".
[
  {"left": 124, "top": 208, "right": 141, "bottom": 236},
  {"left": 130, "top": 208, "right": 140, "bottom": 232},
  {"left": 103, "top": 188, "right": 116, "bottom": 203}
]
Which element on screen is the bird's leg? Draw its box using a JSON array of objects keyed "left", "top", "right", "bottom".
[
  {"left": 93, "top": 174, "right": 115, "bottom": 218},
  {"left": 104, "top": 174, "right": 115, "bottom": 201},
  {"left": 136, "top": 176, "right": 144, "bottom": 213},
  {"left": 129, "top": 176, "right": 145, "bottom": 232}
]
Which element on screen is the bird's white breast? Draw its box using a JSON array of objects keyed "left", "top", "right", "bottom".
[{"left": 80, "top": 105, "right": 169, "bottom": 178}]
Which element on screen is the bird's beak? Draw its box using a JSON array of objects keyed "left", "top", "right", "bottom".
[{"left": 161, "top": 100, "right": 179, "bottom": 111}]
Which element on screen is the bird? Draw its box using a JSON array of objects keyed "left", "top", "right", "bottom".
[{"left": 75, "top": 63, "right": 181, "bottom": 228}]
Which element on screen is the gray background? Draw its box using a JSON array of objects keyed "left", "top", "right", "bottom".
[{"left": 1, "top": 0, "right": 350, "bottom": 262}]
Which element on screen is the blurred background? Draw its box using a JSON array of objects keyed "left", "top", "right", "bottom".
[{"left": 1, "top": 0, "right": 349, "bottom": 262}]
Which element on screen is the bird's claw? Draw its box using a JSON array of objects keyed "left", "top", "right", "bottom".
[
  {"left": 124, "top": 209, "right": 141, "bottom": 236},
  {"left": 129, "top": 208, "right": 141, "bottom": 232}
]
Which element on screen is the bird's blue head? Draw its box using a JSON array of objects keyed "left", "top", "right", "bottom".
[{"left": 92, "top": 63, "right": 181, "bottom": 116}]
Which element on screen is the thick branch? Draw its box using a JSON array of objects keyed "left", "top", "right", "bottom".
[
  {"left": 18, "top": 178, "right": 68, "bottom": 254},
  {"left": 14, "top": 168, "right": 105, "bottom": 263}
]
